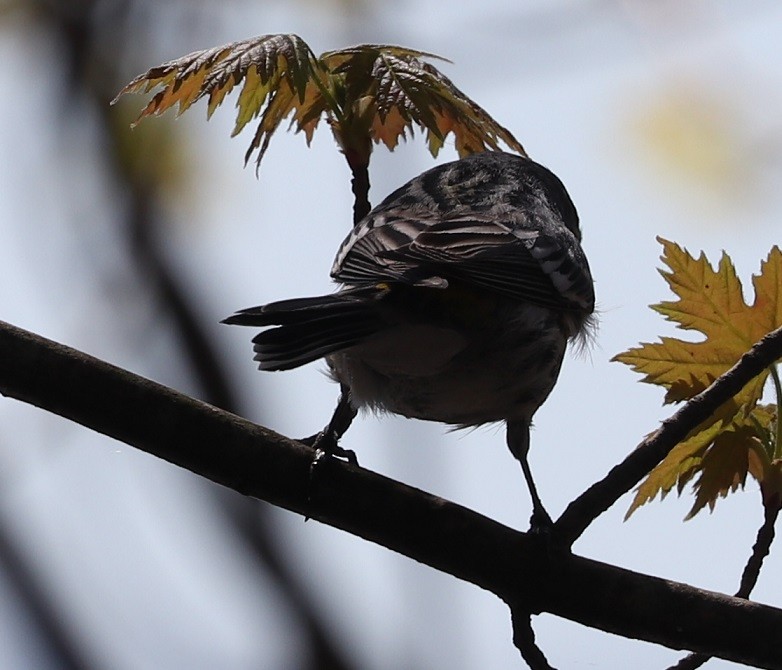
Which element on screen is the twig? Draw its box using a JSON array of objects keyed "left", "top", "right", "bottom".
[
  {"left": 512, "top": 609, "right": 557, "bottom": 670},
  {"left": 738, "top": 502, "right": 780, "bottom": 599},
  {"left": 555, "top": 325, "right": 782, "bottom": 546}
]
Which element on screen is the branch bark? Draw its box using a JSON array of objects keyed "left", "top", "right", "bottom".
[{"left": 2, "top": 319, "right": 782, "bottom": 668}]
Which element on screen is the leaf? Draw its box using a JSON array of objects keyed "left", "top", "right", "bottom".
[
  {"left": 627, "top": 409, "right": 776, "bottom": 519},
  {"left": 113, "top": 34, "right": 327, "bottom": 168},
  {"left": 685, "top": 424, "right": 754, "bottom": 518},
  {"left": 627, "top": 422, "right": 724, "bottom": 516},
  {"left": 321, "top": 45, "right": 525, "bottom": 159},
  {"left": 616, "top": 239, "right": 782, "bottom": 517},
  {"left": 748, "top": 430, "right": 782, "bottom": 509},
  {"left": 114, "top": 36, "right": 526, "bottom": 172},
  {"left": 615, "top": 239, "right": 782, "bottom": 415}
]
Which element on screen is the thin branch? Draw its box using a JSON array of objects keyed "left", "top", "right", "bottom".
[
  {"left": 3, "top": 321, "right": 782, "bottom": 667},
  {"left": 511, "top": 609, "right": 556, "bottom": 670},
  {"left": 738, "top": 501, "right": 780, "bottom": 599},
  {"left": 555, "top": 325, "right": 782, "bottom": 546}
]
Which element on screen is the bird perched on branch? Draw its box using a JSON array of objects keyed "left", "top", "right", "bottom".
[{"left": 223, "top": 151, "right": 595, "bottom": 527}]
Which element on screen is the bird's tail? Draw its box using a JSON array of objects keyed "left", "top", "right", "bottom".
[{"left": 222, "top": 284, "right": 389, "bottom": 371}]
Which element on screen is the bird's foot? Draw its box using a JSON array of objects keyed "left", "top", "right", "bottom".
[
  {"left": 300, "top": 430, "right": 359, "bottom": 521},
  {"left": 526, "top": 504, "right": 572, "bottom": 558},
  {"left": 528, "top": 505, "right": 554, "bottom": 536},
  {"left": 300, "top": 431, "right": 358, "bottom": 466}
]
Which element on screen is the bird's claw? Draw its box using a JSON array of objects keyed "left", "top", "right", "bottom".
[
  {"left": 300, "top": 431, "right": 358, "bottom": 466},
  {"left": 528, "top": 506, "right": 554, "bottom": 536},
  {"left": 302, "top": 431, "right": 359, "bottom": 521}
]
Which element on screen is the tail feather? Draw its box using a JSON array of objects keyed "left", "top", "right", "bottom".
[
  {"left": 253, "top": 316, "right": 381, "bottom": 370},
  {"left": 223, "top": 285, "right": 389, "bottom": 371},
  {"left": 222, "top": 296, "right": 360, "bottom": 327}
]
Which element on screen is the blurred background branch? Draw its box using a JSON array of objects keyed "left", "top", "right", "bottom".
[{"left": 2, "top": 1, "right": 357, "bottom": 668}]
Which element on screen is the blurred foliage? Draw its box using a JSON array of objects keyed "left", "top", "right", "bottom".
[
  {"left": 109, "top": 99, "right": 189, "bottom": 192},
  {"left": 615, "top": 238, "right": 782, "bottom": 518},
  {"left": 629, "top": 83, "right": 755, "bottom": 203}
]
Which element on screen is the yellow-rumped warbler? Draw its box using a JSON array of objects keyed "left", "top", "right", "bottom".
[{"left": 224, "top": 151, "right": 595, "bottom": 525}]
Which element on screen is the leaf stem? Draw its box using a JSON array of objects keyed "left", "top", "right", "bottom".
[
  {"left": 344, "top": 150, "right": 372, "bottom": 224},
  {"left": 308, "top": 58, "right": 345, "bottom": 126},
  {"left": 770, "top": 363, "right": 782, "bottom": 460}
]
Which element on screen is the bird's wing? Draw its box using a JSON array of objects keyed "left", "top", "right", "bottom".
[
  {"left": 330, "top": 212, "right": 433, "bottom": 284},
  {"left": 333, "top": 214, "right": 594, "bottom": 313}
]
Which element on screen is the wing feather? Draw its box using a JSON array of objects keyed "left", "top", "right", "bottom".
[
  {"left": 333, "top": 216, "right": 593, "bottom": 312},
  {"left": 330, "top": 152, "right": 594, "bottom": 314}
]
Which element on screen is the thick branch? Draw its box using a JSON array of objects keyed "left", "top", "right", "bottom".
[
  {"left": 3, "top": 320, "right": 782, "bottom": 668},
  {"left": 555, "top": 325, "right": 782, "bottom": 545}
]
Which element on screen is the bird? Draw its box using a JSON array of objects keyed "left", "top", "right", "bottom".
[{"left": 223, "top": 151, "right": 595, "bottom": 527}]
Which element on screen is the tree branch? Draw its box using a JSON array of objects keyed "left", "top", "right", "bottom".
[
  {"left": 3, "top": 319, "right": 782, "bottom": 668},
  {"left": 555, "top": 325, "right": 782, "bottom": 546}
]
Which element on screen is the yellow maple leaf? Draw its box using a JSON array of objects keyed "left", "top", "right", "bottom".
[
  {"left": 627, "top": 409, "right": 775, "bottom": 518},
  {"left": 616, "top": 239, "right": 782, "bottom": 517},
  {"left": 616, "top": 239, "right": 781, "bottom": 415}
]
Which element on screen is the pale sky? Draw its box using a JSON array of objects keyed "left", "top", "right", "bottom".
[{"left": 1, "top": 2, "right": 782, "bottom": 668}]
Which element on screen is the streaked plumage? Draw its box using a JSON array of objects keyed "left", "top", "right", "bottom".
[{"left": 224, "top": 151, "right": 595, "bottom": 525}]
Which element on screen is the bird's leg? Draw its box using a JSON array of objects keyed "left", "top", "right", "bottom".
[
  {"left": 300, "top": 383, "right": 359, "bottom": 466},
  {"left": 507, "top": 420, "right": 553, "bottom": 532}
]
